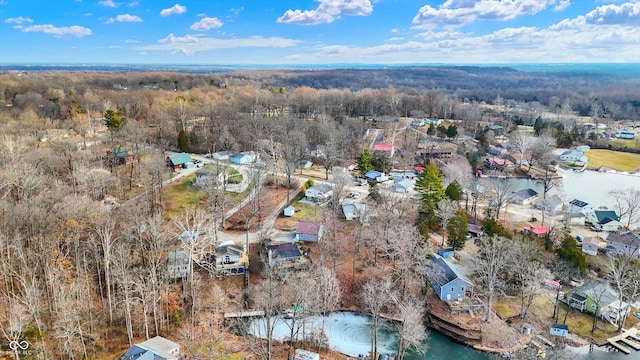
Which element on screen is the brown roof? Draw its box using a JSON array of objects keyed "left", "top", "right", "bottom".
[
  {"left": 607, "top": 232, "right": 640, "bottom": 247},
  {"left": 296, "top": 221, "right": 322, "bottom": 235}
]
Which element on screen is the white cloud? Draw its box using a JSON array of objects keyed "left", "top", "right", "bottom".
[
  {"left": 21, "top": 24, "right": 92, "bottom": 38},
  {"left": 278, "top": 0, "right": 373, "bottom": 25},
  {"left": 138, "top": 33, "right": 301, "bottom": 55},
  {"left": 160, "top": 4, "right": 186, "bottom": 17},
  {"left": 554, "top": 0, "right": 571, "bottom": 12},
  {"left": 5, "top": 16, "right": 33, "bottom": 24},
  {"left": 98, "top": 0, "right": 119, "bottom": 8},
  {"left": 585, "top": 1, "right": 640, "bottom": 24},
  {"left": 106, "top": 14, "right": 142, "bottom": 23},
  {"left": 123, "top": 38, "right": 140, "bottom": 43},
  {"left": 390, "top": 28, "right": 399, "bottom": 34},
  {"left": 189, "top": 17, "right": 223, "bottom": 31},
  {"left": 413, "top": 0, "right": 566, "bottom": 29},
  {"left": 385, "top": 37, "right": 404, "bottom": 42}
]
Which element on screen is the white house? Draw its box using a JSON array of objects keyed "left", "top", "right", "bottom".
[
  {"left": 536, "top": 195, "right": 564, "bottom": 214},
  {"left": 569, "top": 199, "right": 594, "bottom": 215},
  {"left": 605, "top": 232, "right": 640, "bottom": 259},
  {"left": 167, "top": 251, "right": 190, "bottom": 279},
  {"left": 229, "top": 151, "right": 256, "bottom": 164},
  {"left": 582, "top": 237, "right": 599, "bottom": 256},
  {"left": 392, "top": 178, "right": 414, "bottom": 193},
  {"left": 342, "top": 202, "right": 369, "bottom": 221},
  {"left": 560, "top": 150, "right": 588, "bottom": 163},
  {"left": 305, "top": 184, "right": 333, "bottom": 203},
  {"left": 587, "top": 210, "right": 622, "bottom": 232}
]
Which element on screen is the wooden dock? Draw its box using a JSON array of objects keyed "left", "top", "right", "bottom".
[
  {"left": 605, "top": 327, "right": 640, "bottom": 355},
  {"left": 534, "top": 335, "right": 555, "bottom": 347},
  {"left": 223, "top": 310, "right": 265, "bottom": 319}
]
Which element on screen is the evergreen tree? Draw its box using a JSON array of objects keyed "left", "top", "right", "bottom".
[
  {"left": 445, "top": 180, "right": 462, "bottom": 200},
  {"left": 104, "top": 108, "right": 123, "bottom": 139},
  {"left": 556, "top": 233, "right": 586, "bottom": 273},
  {"left": 481, "top": 217, "right": 511, "bottom": 238},
  {"left": 414, "top": 164, "right": 446, "bottom": 204},
  {"left": 427, "top": 123, "right": 436, "bottom": 136},
  {"left": 177, "top": 129, "right": 189, "bottom": 152},
  {"left": 446, "top": 124, "right": 458, "bottom": 139},
  {"left": 447, "top": 209, "right": 468, "bottom": 250},
  {"left": 356, "top": 148, "right": 375, "bottom": 174}
]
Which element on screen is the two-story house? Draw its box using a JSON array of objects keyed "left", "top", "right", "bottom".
[
  {"left": 429, "top": 253, "right": 473, "bottom": 301},
  {"left": 606, "top": 232, "right": 640, "bottom": 259}
]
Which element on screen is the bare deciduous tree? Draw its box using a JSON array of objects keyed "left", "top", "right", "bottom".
[
  {"left": 361, "top": 278, "right": 392, "bottom": 359},
  {"left": 474, "top": 235, "right": 513, "bottom": 323},
  {"left": 609, "top": 188, "right": 640, "bottom": 228},
  {"left": 436, "top": 199, "right": 459, "bottom": 247}
]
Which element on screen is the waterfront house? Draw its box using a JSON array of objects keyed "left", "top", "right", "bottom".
[
  {"left": 511, "top": 188, "right": 538, "bottom": 205},
  {"left": 582, "top": 237, "right": 599, "bottom": 256},
  {"left": 295, "top": 221, "right": 323, "bottom": 242},
  {"left": 587, "top": 210, "right": 622, "bottom": 232},
  {"left": 429, "top": 253, "right": 473, "bottom": 301},
  {"left": 304, "top": 184, "right": 333, "bottom": 203},
  {"left": 266, "top": 242, "right": 309, "bottom": 270},
  {"left": 566, "top": 283, "right": 617, "bottom": 316},
  {"left": 559, "top": 150, "right": 588, "bottom": 163},
  {"left": 569, "top": 199, "right": 594, "bottom": 215},
  {"left": 213, "top": 243, "right": 248, "bottom": 276},
  {"left": 122, "top": 336, "right": 180, "bottom": 360},
  {"left": 605, "top": 232, "right": 640, "bottom": 259},
  {"left": 168, "top": 152, "right": 194, "bottom": 170},
  {"left": 536, "top": 195, "right": 564, "bottom": 214}
]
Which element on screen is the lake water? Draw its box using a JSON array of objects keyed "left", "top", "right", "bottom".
[{"left": 249, "top": 312, "right": 640, "bottom": 359}]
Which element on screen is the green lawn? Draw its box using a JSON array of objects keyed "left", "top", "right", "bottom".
[
  {"left": 609, "top": 138, "right": 640, "bottom": 150},
  {"left": 586, "top": 149, "right": 640, "bottom": 172},
  {"left": 163, "top": 174, "right": 205, "bottom": 215},
  {"left": 555, "top": 303, "right": 618, "bottom": 345}
]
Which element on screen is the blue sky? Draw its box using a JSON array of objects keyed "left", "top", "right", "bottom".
[{"left": 1, "top": 0, "right": 639, "bottom": 65}]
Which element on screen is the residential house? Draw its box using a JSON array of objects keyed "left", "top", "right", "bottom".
[
  {"left": 213, "top": 243, "right": 248, "bottom": 276},
  {"left": 576, "top": 145, "right": 591, "bottom": 152},
  {"left": 605, "top": 232, "right": 640, "bottom": 259},
  {"left": 167, "top": 251, "right": 191, "bottom": 279},
  {"left": 550, "top": 324, "right": 568, "bottom": 337},
  {"left": 424, "top": 118, "right": 442, "bottom": 126},
  {"left": 410, "top": 119, "right": 425, "bottom": 127},
  {"left": 266, "top": 242, "right": 309, "bottom": 270},
  {"left": 566, "top": 283, "right": 618, "bottom": 316},
  {"left": 112, "top": 147, "right": 138, "bottom": 165},
  {"left": 511, "top": 188, "right": 539, "bottom": 205},
  {"left": 506, "top": 153, "right": 532, "bottom": 167},
  {"left": 195, "top": 168, "right": 220, "bottom": 187},
  {"left": 229, "top": 151, "right": 256, "bottom": 164},
  {"left": 489, "top": 124, "right": 504, "bottom": 137},
  {"left": 121, "top": 336, "right": 180, "bottom": 360},
  {"left": 569, "top": 199, "right": 594, "bottom": 215},
  {"left": 484, "top": 158, "right": 514, "bottom": 171},
  {"left": 168, "top": 152, "right": 194, "bottom": 170},
  {"left": 536, "top": 195, "right": 564, "bottom": 214},
  {"left": 559, "top": 150, "right": 588, "bottom": 163},
  {"left": 587, "top": 210, "right": 622, "bottom": 232},
  {"left": 488, "top": 145, "right": 508, "bottom": 156},
  {"left": 342, "top": 202, "right": 369, "bottom": 221},
  {"left": 619, "top": 131, "right": 635, "bottom": 140},
  {"left": 295, "top": 221, "right": 323, "bottom": 242},
  {"left": 429, "top": 253, "right": 473, "bottom": 301},
  {"left": 304, "top": 184, "right": 333, "bottom": 203},
  {"left": 523, "top": 225, "right": 549, "bottom": 237},
  {"left": 211, "top": 151, "right": 229, "bottom": 161},
  {"left": 373, "top": 143, "right": 395, "bottom": 157},
  {"left": 389, "top": 170, "right": 419, "bottom": 179},
  {"left": 392, "top": 178, "right": 414, "bottom": 193},
  {"left": 582, "top": 237, "right": 599, "bottom": 256},
  {"left": 364, "top": 170, "right": 389, "bottom": 182},
  {"left": 570, "top": 213, "right": 586, "bottom": 226}
]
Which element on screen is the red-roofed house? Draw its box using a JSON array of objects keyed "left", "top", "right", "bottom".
[
  {"left": 523, "top": 225, "right": 549, "bottom": 237},
  {"left": 373, "top": 143, "right": 395, "bottom": 157},
  {"left": 295, "top": 221, "right": 324, "bottom": 242}
]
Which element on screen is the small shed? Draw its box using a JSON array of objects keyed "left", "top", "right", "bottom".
[
  {"left": 550, "top": 323, "right": 568, "bottom": 337},
  {"left": 439, "top": 248, "right": 454, "bottom": 258},
  {"left": 283, "top": 205, "right": 295, "bottom": 217}
]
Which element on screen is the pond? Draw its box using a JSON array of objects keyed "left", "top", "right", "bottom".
[{"left": 248, "top": 311, "right": 640, "bottom": 359}]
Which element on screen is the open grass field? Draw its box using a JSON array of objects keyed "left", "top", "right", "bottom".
[
  {"left": 163, "top": 174, "right": 205, "bottom": 215},
  {"left": 609, "top": 138, "right": 640, "bottom": 150},
  {"left": 586, "top": 149, "right": 640, "bottom": 172},
  {"left": 555, "top": 303, "right": 619, "bottom": 344}
]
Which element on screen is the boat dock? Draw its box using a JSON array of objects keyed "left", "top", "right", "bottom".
[{"left": 605, "top": 327, "right": 640, "bottom": 355}]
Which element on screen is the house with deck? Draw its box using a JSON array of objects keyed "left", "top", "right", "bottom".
[
  {"left": 566, "top": 283, "right": 618, "bottom": 316},
  {"left": 121, "top": 336, "right": 180, "bottom": 360},
  {"left": 429, "top": 253, "right": 473, "bottom": 301},
  {"left": 266, "top": 242, "right": 309, "bottom": 270},
  {"left": 167, "top": 251, "right": 191, "bottom": 279},
  {"left": 605, "top": 232, "right": 640, "bottom": 259},
  {"left": 523, "top": 225, "right": 550, "bottom": 237},
  {"left": 295, "top": 221, "right": 323, "bottom": 242},
  {"left": 213, "top": 242, "right": 248, "bottom": 276},
  {"left": 559, "top": 150, "right": 588, "bottom": 163}
]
